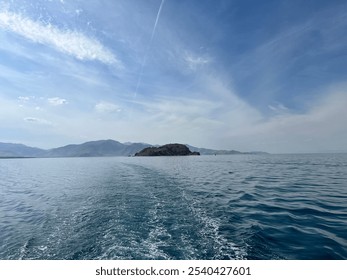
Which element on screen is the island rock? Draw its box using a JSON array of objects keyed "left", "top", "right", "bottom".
[{"left": 135, "top": 143, "right": 200, "bottom": 156}]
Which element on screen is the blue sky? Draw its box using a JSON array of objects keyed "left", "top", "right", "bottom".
[{"left": 1, "top": 0, "right": 347, "bottom": 153}]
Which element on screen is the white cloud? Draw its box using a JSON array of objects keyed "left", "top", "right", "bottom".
[
  {"left": 24, "top": 117, "right": 52, "bottom": 125},
  {"left": 95, "top": 101, "right": 121, "bottom": 114},
  {"left": 268, "top": 102, "right": 289, "bottom": 113},
  {"left": 184, "top": 51, "right": 211, "bottom": 71},
  {"left": 47, "top": 97, "right": 67, "bottom": 106},
  {"left": 0, "top": 10, "right": 119, "bottom": 65},
  {"left": 221, "top": 89, "right": 347, "bottom": 153},
  {"left": 18, "top": 96, "right": 32, "bottom": 102}
]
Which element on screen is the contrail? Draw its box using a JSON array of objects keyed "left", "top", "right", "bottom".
[
  {"left": 133, "top": 0, "right": 165, "bottom": 100},
  {"left": 150, "top": 0, "right": 165, "bottom": 44}
]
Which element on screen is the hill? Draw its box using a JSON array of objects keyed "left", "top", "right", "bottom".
[
  {"left": 46, "top": 140, "right": 151, "bottom": 157},
  {"left": 0, "top": 143, "right": 45, "bottom": 158},
  {"left": 0, "top": 140, "right": 150, "bottom": 158},
  {"left": 135, "top": 143, "right": 200, "bottom": 156}
]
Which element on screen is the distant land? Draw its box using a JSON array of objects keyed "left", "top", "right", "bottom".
[
  {"left": 135, "top": 143, "right": 200, "bottom": 156},
  {"left": 0, "top": 140, "right": 268, "bottom": 158}
]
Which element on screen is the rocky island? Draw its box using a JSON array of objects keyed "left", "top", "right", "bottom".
[{"left": 135, "top": 143, "right": 200, "bottom": 156}]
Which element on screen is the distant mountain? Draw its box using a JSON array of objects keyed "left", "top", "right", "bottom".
[
  {"left": 0, "top": 142, "right": 45, "bottom": 158},
  {"left": 186, "top": 145, "right": 268, "bottom": 155},
  {"left": 186, "top": 145, "right": 241, "bottom": 155},
  {"left": 0, "top": 140, "right": 151, "bottom": 158},
  {"left": 46, "top": 140, "right": 151, "bottom": 157},
  {"left": 0, "top": 140, "right": 268, "bottom": 158}
]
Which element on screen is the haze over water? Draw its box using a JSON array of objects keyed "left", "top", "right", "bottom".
[{"left": 1, "top": 154, "right": 347, "bottom": 260}]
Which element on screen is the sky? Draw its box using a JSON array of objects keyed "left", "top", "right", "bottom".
[{"left": 1, "top": 0, "right": 347, "bottom": 153}]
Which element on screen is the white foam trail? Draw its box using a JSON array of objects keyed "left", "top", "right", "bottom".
[{"left": 133, "top": 0, "right": 165, "bottom": 100}]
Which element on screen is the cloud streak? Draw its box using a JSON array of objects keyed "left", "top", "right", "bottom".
[
  {"left": 24, "top": 117, "right": 52, "bottom": 125},
  {"left": 0, "top": 10, "right": 119, "bottom": 65},
  {"left": 133, "top": 0, "right": 165, "bottom": 99},
  {"left": 150, "top": 0, "right": 165, "bottom": 44}
]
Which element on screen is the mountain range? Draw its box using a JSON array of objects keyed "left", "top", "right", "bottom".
[{"left": 0, "top": 140, "right": 267, "bottom": 158}]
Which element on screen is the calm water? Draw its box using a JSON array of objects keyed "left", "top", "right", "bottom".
[{"left": 0, "top": 154, "right": 347, "bottom": 260}]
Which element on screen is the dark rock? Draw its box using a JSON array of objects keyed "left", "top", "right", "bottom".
[{"left": 135, "top": 143, "right": 200, "bottom": 156}]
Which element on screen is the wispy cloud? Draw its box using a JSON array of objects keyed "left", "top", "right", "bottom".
[
  {"left": 18, "top": 96, "right": 33, "bottom": 102},
  {"left": 47, "top": 97, "right": 67, "bottom": 106},
  {"left": 184, "top": 52, "right": 211, "bottom": 71},
  {"left": 268, "top": 102, "right": 289, "bottom": 113},
  {"left": 0, "top": 10, "right": 119, "bottom": 65},
  {"left": 24, "top": 117, "right": 52, "bottom": 125},
  {"left": 220, "top": 89, "right": 347, "bottom": 153},
  {"left": 95, "top": 101, "right": 121, "bottom": 114}
]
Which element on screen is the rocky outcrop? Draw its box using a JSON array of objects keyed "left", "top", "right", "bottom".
[{"left": 135, "top": 143, "right": 200, "bottom": 156}]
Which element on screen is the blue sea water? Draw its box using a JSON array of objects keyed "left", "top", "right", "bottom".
[{"left": 0, "top": 154, "right": 347, "bottom": 260}]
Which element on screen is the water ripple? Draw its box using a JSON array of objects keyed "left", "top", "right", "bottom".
[{"left": 1, "top": 154, "right": 347, "bottom": 259}]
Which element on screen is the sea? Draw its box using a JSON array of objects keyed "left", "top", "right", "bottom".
[{"left": 0, "top": 154, "right": 346, "bottom": 260}]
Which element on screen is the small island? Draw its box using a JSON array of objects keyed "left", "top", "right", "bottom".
[{"left": 135, "top": 143, "right": 200, "bottom": 156}]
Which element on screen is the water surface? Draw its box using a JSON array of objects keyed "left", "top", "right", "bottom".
[{"left": 1, "top": 154, "right": 346, "bottom": 259}]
